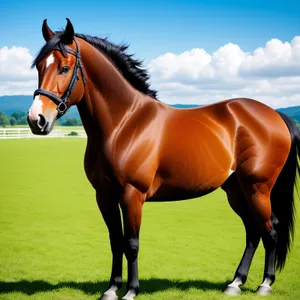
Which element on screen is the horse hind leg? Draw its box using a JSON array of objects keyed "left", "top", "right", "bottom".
[
  {"left": 222, "top": 173, "right": 261, "bottom": 295},
  {"left": 237, "top": 170, "right": 280, "bottom": 295},
  {"left": 256, "top": 213, "right": 279, "bottom": 295}
]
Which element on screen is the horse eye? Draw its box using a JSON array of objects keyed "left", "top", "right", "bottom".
[{"left": 60, "top": 66, "right": 70, "bottom": 74}]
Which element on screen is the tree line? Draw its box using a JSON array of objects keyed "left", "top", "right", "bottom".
[{"left": 0, "top": 111, "right": 82, "bottom": 126}]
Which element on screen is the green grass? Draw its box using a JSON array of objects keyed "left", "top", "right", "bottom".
[{"left": 0, "top": 139, "right": 300, "bottom": 300}]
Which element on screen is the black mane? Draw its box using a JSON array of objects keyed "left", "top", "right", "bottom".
[{"left": 32, "top": 32, "right": 158, "bottom": 99}]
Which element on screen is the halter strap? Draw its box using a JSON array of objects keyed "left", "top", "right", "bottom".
[{"left": 33, "top": 38, "right": 86, "bottom": 119}]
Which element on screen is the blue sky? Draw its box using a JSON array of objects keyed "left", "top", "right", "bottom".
[
  {"left": 1, "top": 0, "right": 300, "bottom": 107},
  {"left": 1, "top": 0, "right": 299, "bottom": 61}
]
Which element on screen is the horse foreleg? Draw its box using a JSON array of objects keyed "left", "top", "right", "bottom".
[
  {"left": 120, "top": 185, "right": 145, "bottom": 300},
  {"left": 97, "top": 191, "right": 124, "bottom": 300}
]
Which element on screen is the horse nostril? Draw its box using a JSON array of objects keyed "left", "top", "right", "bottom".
[{"left": 37, "top": 114, "right": 47, "bottom": 130}]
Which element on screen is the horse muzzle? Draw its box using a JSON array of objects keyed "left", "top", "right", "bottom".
[{"left": 27, "top": 113, "right": 54, "bottom": 135}]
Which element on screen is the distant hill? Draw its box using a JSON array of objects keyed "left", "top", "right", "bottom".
[
  {"left": 276, "top": 106, "right": 300, "bottom": 123},
  {"left": 172, "top": 104, "right": 199, "bottom": 109},
  {"left": 0, "top": 95, "right": 299, "bottom": 123},
  {"left": 0, "top": 96, "right": 33, "bottom": 115}
]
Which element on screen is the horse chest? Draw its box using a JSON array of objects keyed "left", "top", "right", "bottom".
[{"left": 84, "top": 146, "right": 120, "bottom": 190}]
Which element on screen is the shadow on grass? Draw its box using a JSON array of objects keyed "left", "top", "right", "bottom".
[{"left": 0, "top": 278, "right": 236, "bottom": 296}]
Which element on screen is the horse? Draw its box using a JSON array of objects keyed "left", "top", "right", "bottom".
[{"left": 27, "top": 19, "right": 300, "bottom": 300}]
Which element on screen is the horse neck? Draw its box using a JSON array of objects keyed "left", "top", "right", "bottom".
[{"left": 77, "top": 38, "right": 139, "bottom": 139}]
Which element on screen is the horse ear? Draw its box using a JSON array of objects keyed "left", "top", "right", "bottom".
[
  {"left": 63, "top": 18, "right": 74, "bottom": 45},
  {"left": 42, "top": 19, "right": 55, "bottom": 41}
]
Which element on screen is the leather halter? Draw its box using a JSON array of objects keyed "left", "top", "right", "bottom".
[{"left": 33, "top": 39, "right": 86, "bottom": 118}]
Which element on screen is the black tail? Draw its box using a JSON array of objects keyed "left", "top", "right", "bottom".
[{"left": 271, "top": 112, "right": 300, "bottom": 270}]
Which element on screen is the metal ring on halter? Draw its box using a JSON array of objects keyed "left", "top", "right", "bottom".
[{"left": 57, "top": 102, "right": 68, "bottom": 114}]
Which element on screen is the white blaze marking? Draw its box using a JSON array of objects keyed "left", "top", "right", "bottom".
[
  {"left": 28, "top": 95, "right": 43, "bottom": 120},
  {"left": 46, "top": 54, "right": 54, "bottom": 68}
]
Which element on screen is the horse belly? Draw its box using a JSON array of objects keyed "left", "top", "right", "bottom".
[
  {"left": 147, "top": 182, "right": 219, "bottom": 202},
  {"left": 147, "top": 155, "right": 232, "bottom": 202}
]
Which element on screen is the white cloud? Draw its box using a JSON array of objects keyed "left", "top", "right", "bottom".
[
  {"left": 149, "top": 36, "right": 300, "bottom": 108},
  {"left": 239, "top": 37, "right": 300, "bottom": 77},
  {"left": 0, "top": 46, "right": 37, "bottom": 95},
  {"left": 149, "top": 49, "right": 214, "bottom": 81}
]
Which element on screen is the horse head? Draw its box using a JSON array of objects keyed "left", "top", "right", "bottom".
[{"left": 27, "top": 19, "right": 85, "bottom": 135}]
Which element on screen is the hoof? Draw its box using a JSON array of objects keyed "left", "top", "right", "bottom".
[
  {"left": 100, "top": 292, "right": 118, "bottom": 300},
  {"left": 256, "top": 285, "right": 272, "bottom": 295},
  {"left": 122, "top": 290, "right": 136, "bottom": 300},
  {"left": 224, "top": 286, "right": 241, "bottom": 296},
  {"left": 122, "top": 296, "right": 135, "bottom": 300}
]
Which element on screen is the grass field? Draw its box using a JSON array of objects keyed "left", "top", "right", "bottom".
[{"left": 0, "top": 139, "right": 300, "bottom": 300}]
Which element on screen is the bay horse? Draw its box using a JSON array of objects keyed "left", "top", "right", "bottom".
[{"left": 27, "top": 19, "right": 300, "bottom": 300}]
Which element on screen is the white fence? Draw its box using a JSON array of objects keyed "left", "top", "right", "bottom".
[{"left": 0, "top": 128, "right": 87, "bottom": 139}]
